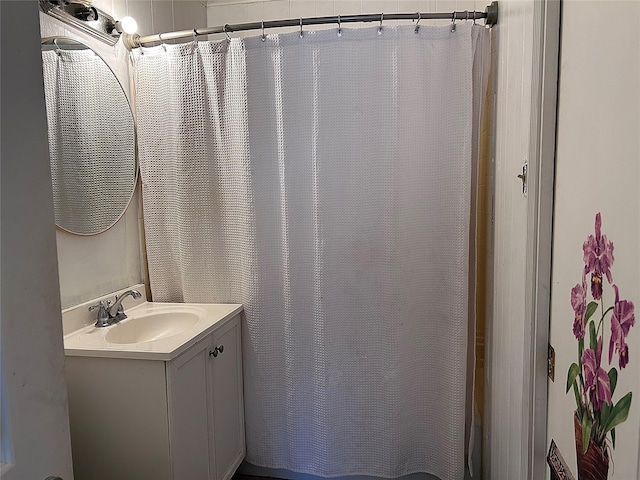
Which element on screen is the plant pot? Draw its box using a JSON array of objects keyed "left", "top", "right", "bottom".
[{"left": 574, "top": 412, "right": 609, "bottom": 480}]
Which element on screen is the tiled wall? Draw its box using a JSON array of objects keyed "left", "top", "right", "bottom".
[
  {"left": 90, "top": 0, "right": 207, "bottom": 37},
  {"left": 207, "top": 0, "right": 489, "bottom": 38}
]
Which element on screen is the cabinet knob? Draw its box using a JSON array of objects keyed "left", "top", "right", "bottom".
[{"left": 209, "top": 345, "right": 224, "bottom": 357}]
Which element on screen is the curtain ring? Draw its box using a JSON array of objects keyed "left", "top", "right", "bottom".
[
  {"left": 473, "top": 11, "right": 477, "bottom": 25},
  {"left": 191, "top": 28, "right": 199, "bottom": 53},
  {"left": 465, "top": 10, "right": 469, "bottom": 22},
  {"left": 137, "top": 35, "right": 144, "bottom": 54},
  {"left": 53, "top": 37, "right": 62, "bottom": 56},
  {"left": 451, "top": 12, "right": 456, "bottom": 32},
  {"left": 337, "top": 14, "right": 341, "bottom": 37},
  {"left": 414, "top": 12, "right": 421, "bottom": 34},
  {"left": 223, "top": 24, "right": 231, "bottom": 40},
  {"left": 378, "top": 13, "right": 384, "bottom": 35},
  {"left": 261, "top": 21, "right": 266, "bottom": 42},
  {"left": 299, "top": 17, "right": 304, "bottom": 38},
  {"left": 158, "top": 32, "right": 167, "bottom": 51}
]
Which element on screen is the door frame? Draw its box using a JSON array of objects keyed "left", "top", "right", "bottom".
[{"left": 523, "top": 0, "right": 562, "bottom": 478}]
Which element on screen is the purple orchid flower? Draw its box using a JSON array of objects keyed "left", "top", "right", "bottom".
[
  {"left": 582, "top": 338, "right": 612, "bottom": 412},
  {"left": 583, "top": 213, "right": 614, "bottom": 300},
  {"left": 571, "top": 276, "right": 587, "bottom": 339},
  {"left": 609, "top": 284, "right": 635, "bottom": 369}
]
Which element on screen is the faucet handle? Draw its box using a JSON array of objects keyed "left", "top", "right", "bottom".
[
  {"left": 89, "top": 300, "right": 111, "bottom": 327},
  {"left": 89, "top": 300, "right": 110, "bottom": 311}
]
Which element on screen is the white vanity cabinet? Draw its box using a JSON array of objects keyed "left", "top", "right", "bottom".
[
  {"left": 168, "top": 316, "right": 245, "bottom": 480},
  {"left": 65, "top": 312, "right": 245, "bottom": 480}
]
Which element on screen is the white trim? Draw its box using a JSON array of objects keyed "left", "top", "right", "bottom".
[{"left": 524, "top": 1, "right": 561, "bottom": 478}]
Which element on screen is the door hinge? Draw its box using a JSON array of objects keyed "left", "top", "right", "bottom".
[{"left": 548, "top": 344, "right": 555, "bottom": 381}]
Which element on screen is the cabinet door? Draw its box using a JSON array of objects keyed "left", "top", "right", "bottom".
[
  {"left": 168, "top": 335, "right": 214, "bottom": 480},
  {"left": 210, "top": 316, "right": 246, "bottom": 480}
]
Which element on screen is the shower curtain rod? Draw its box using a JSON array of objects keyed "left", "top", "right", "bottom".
[{"left": 132, "top": 1, "right": 498, "bottom": 48}]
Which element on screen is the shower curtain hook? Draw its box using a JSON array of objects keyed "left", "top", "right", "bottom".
[
  {"left": 261, "top": 21, "right": 266, "bottom": 42},
  {"left": 191, "top": 29, "right": 199, "bottom": 53},
  {"left": 472, "top": 10, "right": 477, "bottom": 24},
  {"left": 465, "top": 10, "right": 469, "bottom": 22},
  {"left": 451, "top": 12, "right": 456, "bottom": 32},
  {"left": 53, "top": 37, "right": 62, "bottom": 56},
  {"left": 378, "top": 13, "right": 384, "bottom": 35},
  {"left": 223, "top": 24, "right": 231, "bottom": 41},
  {"left": 414, "top": 12, "right": 421, "bottom": 33},
  {"left": 158, "top": 32, "right": 167, "bottom": 51},
  {"left": 337, "top": 14, "right": 341, "bottom": 37},
  {"left": 299, "top": 17, "right": 304, "bottom": 38},
  {"left": 137, "top": 35, "right": 144, "bottom": 55}
]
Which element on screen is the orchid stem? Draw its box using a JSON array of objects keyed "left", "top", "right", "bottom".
[{"left": 597, "top": 306, "right": 614, "bottom": 337}]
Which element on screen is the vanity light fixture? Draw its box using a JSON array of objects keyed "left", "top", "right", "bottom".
[
  {"left": 115, "top": 16, "right": 138, "bottom": 35},
  {"left": 39, "top": 0, "right": 137, "bottom": 46}
]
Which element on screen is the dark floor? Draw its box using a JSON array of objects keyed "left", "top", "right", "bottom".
[{"left": 234, "top": 476, "right": 282, "bottom": 480}]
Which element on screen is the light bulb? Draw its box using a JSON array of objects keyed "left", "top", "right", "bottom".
[{"left": 119, "top": 16, "right": 138, "bottom": 34}]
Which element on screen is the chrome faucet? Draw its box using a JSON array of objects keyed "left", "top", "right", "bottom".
[{"left": 89, "top": 289, "right": 142, "bottom": 327}]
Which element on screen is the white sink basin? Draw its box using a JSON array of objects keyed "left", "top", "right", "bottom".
[
  {"left": 105, "top": 311, "right": 201, "bottom": 344},
  {"left": 63, "top": 301, "right": 243, "bottom": 361}
]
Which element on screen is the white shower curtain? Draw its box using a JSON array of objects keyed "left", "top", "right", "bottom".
[{"left": 134, "top": 23, "right": 489, "bottom": 480}]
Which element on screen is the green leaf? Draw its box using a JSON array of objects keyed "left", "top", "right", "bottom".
[
  {"left": 608, "top": 368, "right": 618, "bottom": 396},
  {"left": 604, "top": 392, "right": 632, "bottom": 434},
  {"left": 582, "top": 414, "right": 593, "bottom": 454},
  {"left": 611, "top": 428, "right": 616, "bottom": 450},
  {"left": 579, "top": 337, "right": 585, "bottom": 364},
  {"left": 567, "top": 363, "right": 580, "bottom": 393},
  {"left": 601, "top": 401, "right": 612, "bottom": 429},
  {"left": 585, "top": 301, "right": 599, "bottom": 322},
  {"left": 589, "top": 320, "right": 597, "bottom": 351},
  {"left": 573, "top": 382, "right": 582, "bottom": 418}
]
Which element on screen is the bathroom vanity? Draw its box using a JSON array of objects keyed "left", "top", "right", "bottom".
[{"left": 64, "top": 300, "right": 245, "bottom": 480}]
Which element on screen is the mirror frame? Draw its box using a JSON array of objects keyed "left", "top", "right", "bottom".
[{"left": 41, "top": 36, "right": 139, "bottom": 236}]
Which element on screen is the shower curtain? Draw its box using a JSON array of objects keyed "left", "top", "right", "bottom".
[{"left": 134, "top": 23, "right": 489, "bottom": 480}]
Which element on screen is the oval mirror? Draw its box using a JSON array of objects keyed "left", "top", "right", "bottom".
[{"left": 41, "top": 37, "right": 137, "bottom": 235}]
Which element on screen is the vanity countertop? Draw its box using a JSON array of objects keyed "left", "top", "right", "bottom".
[{"left": 64, "top": 301, "right": 243, "bottom": 361}]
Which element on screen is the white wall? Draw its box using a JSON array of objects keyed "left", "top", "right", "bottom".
[
  {"left": 1, "top": 1, "right": 73, "bottom": 477},
  {"left": 546, "top": 1, "right": 640, "bottom": 479},
  {"left": 40, "top": 0, "right": 207, "bottom": 308}
]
